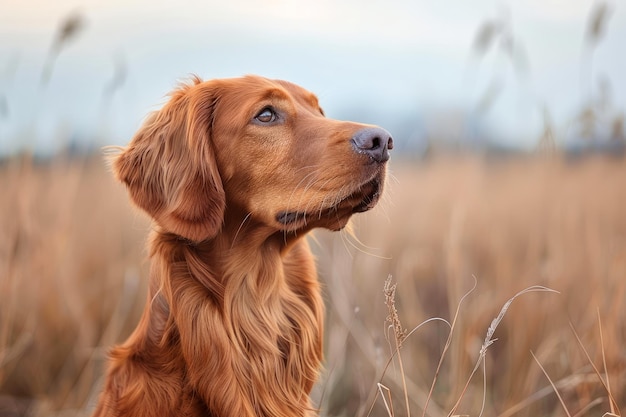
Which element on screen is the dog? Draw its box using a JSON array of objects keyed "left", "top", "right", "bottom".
[{"left": 93, "top": 75, "right": 392, "bottom": 417}]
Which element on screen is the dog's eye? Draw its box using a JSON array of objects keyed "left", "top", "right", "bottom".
[{"left": 255, "top": 107, "right": 277, "bottom": 124}]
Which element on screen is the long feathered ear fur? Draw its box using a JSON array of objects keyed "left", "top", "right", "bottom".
[{"left": 112, "top": 77, "right": 225, "bottom": 242}]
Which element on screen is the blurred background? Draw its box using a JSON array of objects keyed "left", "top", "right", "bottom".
[
  {"left": 2, "top": 0, "right": 625, "bottom": 155},
  {"left": 1, "top": 1, "right": 626, "bottom": 416}
]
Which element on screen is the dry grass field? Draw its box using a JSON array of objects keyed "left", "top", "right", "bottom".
[{"left": 1, "top": 153, "right": 625, "bottom": 417}]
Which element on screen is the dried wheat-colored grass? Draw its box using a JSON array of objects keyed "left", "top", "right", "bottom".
[
  {"left": 0, "top": 155, "right": 149, "bottom": 416},
  {"left": 318, "top": 155, "right": 626, "bottom": 417},
  {"left": 1, "top": 154, "right": 625, "bottom": 417}
]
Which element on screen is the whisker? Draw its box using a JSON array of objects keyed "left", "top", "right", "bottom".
[
  {"left": 289, "top": 175, "right": 336, "bottom": 221},
  {"left": 342, "top": 229, "right": 391, "bottom": 260},
  {"left": 231, "top": 212, "right": 252, "bottom": 249},
  {"left": 315, "top": 179, "right": 345, "bottom": 219},
  {"left": 292, "top": 164, "right": 322, "bottom": 174},
  {"left": 338, "top": 229, "right": 355, "bottom": 260},
  {"left": 285, "top": 170, "right": 321, "bottom": 219}
]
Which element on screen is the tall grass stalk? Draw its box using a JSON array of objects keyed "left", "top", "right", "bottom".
[
  {"left": 384, "top": 276, "right": 410, "bottom": 417},
  {"left": 447, "top": 286, "right": 559, "bottom": 417},
  {"left": 422, "top": 276, "right": 477, "bottom": 417},
  {"left": 569, "top": 320, "right": 621, "bottom": 416},
  {"left": 531, "top": 350, "right": 573, "bottom": 417}
]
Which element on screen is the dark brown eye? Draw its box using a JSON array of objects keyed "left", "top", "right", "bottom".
[{"left": 255, "top": 107, "right": 277, "bottom": 123}]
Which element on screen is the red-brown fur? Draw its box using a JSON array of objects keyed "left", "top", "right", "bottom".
[{"left": 93, "top": 75, "right": 391, "bottom": 417}]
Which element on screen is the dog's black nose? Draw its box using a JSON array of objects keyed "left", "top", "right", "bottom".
[{"left": 351, "top": 127, "right": 394, "bottom": 163}]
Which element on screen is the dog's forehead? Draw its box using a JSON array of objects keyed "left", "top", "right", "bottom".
[
  {"left": 207, "top": 75, "right": 323, "bottom": 118},
  {"left": 272, "top": 79, "right": 320, "bottom": 108}
]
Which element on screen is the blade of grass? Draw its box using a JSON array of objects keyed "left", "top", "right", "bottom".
[
  {"left": 498, "top": 371, "right": 594, "bottom": 417},
  {"left": 531, "top": 350, "right": 572, "bottom": 417},
  {"left": 448, "top": 286, "right": 559, "bottom": 417},
  {"left": 366, "top": 316, "right": 450, "bottom": 417},
  {"left": 422, "top": 275, "right": 477, "bottom": 417},
  {"left": 378, "top": 383, "right": 395, "bottom": 417},
  {"left": 569, "top": 321, "right": 620, "bottom": 416},
  {"left": 596, "top": 309, "right": 616, "bottom": 416}
]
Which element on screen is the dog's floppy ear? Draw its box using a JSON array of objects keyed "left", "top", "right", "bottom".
[{"left": 112, "top": 78, "right": 225, "bottom": 242}]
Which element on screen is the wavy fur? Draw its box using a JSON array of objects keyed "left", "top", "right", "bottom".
[{"left": 93, "top": 75, "right": 391, "bottom": 417}]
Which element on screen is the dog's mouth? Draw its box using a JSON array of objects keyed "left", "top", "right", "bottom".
[
  {"left": 275, "top": 172, "right": 385, "bottom": 230},
  {"left": 351, "top": 177, "right": 382, "bottom": 213}
]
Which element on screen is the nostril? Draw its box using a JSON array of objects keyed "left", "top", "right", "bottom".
[
  {"left": 351, "top": 127, "right": 393, "bottom": 163},
  {"left": 371, "top": 136, "right": 381, "bottom": 150}
]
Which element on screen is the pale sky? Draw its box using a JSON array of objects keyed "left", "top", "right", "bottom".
[{"left": 1, "top": 0, "right": 624, "bottom": 154}]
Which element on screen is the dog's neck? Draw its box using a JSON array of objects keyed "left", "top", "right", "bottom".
[
  {"left": 219, "top": 208, "right": 311, "bottom": 254},
  {"left": 151, "top": 207, "right": 318, "bottom": 308},
  {"left": 146, "top": 218, "right": 323, "bottom": 416}
]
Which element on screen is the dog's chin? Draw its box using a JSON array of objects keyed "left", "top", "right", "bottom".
[
  {"left": 275, "top": 173, "right": 385, "bottom": 233},
  {"left": 349, "top": 177, "right": 383, "bottom": 214}
]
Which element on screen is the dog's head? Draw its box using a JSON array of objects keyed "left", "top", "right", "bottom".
[{"left": 113, "top": 75, "right": 392, "bottom": 242}]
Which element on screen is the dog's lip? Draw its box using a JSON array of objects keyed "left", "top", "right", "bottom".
[
  {"left": 351, "top": 177, "right": 381, "bottom": 213},
  {"left": 275, "top": 170, "right": 385, "bottom": 227},
  {"left": 329, "top": 169, "right": 384, "bottom": 213},
  {"left": 276, "top": 210, "right": 303, "bottom": 225}
]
